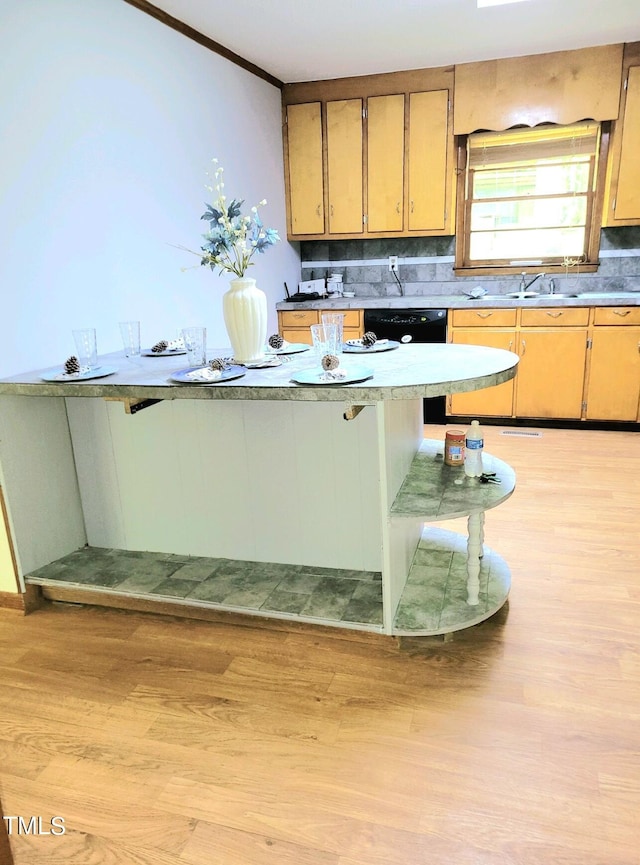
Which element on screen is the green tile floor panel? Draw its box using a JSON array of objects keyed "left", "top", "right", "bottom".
[
  {"left": 393, "top": 526, "right": 510, "bottom": 636},
  {"left": 25, "top": 548, "right": 384, "bottom": 629}
]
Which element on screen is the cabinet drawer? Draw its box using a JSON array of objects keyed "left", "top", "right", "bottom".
[
  {"left": 451, "top": 309, "right": 517, "bottom": 327},
  {"left": 279, "top": 309, "right": 319, "bottom": 327},
  {"left": 520, "top": 308, "right": 589, "bottom": 327},
  {"left": 593, "top": 307, "right": 640, "bottom": 325},
  {"left": 319, "top": 309, "right": 362, "bottom": 328}
]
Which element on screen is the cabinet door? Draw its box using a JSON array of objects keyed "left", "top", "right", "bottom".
[
  {"left": 586, "top": 327, "right": 640, "bottom": 421},
  {"left": 611, "top": 65, "right": 640, "bottom": 222},
  {"left": 327, "top": 99, "right": 363, "bottom": 234},
  {"left": 286, "top": 103, "right": 325, "bottom": 236},
  {"left": 449, "top": 329, "right": 516, "bottom": 417},
  {"left": 515, "top": 330, "right": 587, "bottom": 419},
  {"left": 408, "top": 90, "right": 449, "bottom": 231},
  {"left": 367, "top": 94, "right": 405, "bottom": 232},
  {"left": 282, "top": 328, "right": 313, "bottom": 345}
]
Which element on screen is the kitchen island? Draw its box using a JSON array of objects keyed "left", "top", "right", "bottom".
[{"left": 0, "top": 343, "right": 518, "bottom": 636}]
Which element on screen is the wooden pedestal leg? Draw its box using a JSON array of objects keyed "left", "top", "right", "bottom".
[{"left": 466, "top": 511, "right": 485, "bottom": 605}]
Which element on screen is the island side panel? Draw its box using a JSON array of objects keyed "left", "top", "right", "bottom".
[
  {"left": 67, "top": 397, "right": 383, "bottom": 570},
  {"left": 65, "top": 398, "right": 128, "bottom": 550},
  {"left": 67, "top": 397, "right": 250, "bottom": 558},
  {"left": 247, "top": 400, "right": 382, "bottom": 571},
  {"left": 0, "top": 395, "right": 86, "bottom": 581},
  {"left": 377, "top": 399, "right": 424, "bottom": 632}
]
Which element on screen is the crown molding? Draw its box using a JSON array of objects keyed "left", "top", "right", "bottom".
[{"left": 121, "top": 0, "right": 283, "bottom": 89}]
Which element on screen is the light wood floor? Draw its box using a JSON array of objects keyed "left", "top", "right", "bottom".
[{"left": 0, "top": 425, "right": 638, "bottom": 864}]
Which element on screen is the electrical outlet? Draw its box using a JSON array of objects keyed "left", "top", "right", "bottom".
[{"left": 388, "top": 255, "right": 398, "bottom": 272}]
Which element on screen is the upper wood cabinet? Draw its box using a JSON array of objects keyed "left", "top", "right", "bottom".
[
  {"left": 367, "top": 94, "right": 405, "bottom": 232},
  {"left": 408, "top": 90, "right": 449, "bottom": 232},
  {"left": 282, "top": 67, "right": 456, "bottom": 240},
  {"left": 604, "top": 43, "right": 640, "bottom": 226},
  {"left": 285, "top": 102, "right": 324, "bottom": 236},
  {"left": 327, "top": 99, "right": 364, "bottom": 234}
]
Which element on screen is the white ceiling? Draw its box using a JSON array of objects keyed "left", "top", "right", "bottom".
[{"left": 147, "top": 0, "right": 640, "bottom": 84}]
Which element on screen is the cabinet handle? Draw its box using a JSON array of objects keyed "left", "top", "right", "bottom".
[
  {"left": 545, "top": 311, "right": 563, "bottom": 318},
  {"left": 476, "top": 312, "right": 493, "bottom": 319},
  {"left": 508, "top": 339, "right": 513, "bottom": 350},
  {"left": 613, "top": 309, "right": 631, "bottom": 317},
  {"left": 521, "top": 339, "right": 526, "bottom": 356},
  {"left": 316, "top": 204, "right": 321, "bottom": 216},
  {"left": 410, "top": 200, "right": 414, "bottom": 213},
  {"left": 396, "top": 202, "right": 400, "bottom": 214},
  {"left": 330, "top": 204, "right": 334, "bottom": 216}
]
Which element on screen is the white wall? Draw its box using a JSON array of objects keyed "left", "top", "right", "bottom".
[{"left": 0, "top": 0, "right": 300, "bottom": 378}]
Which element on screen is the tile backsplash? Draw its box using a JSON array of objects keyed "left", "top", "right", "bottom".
[{"left": 300, "top": 227, "right": 640, "bottom": 297}]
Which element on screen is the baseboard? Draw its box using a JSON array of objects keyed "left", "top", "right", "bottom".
[
  {"left": 39, "top": 583, "right": 395, "bottom": 647},
  {"left": 0, "top": 584, "right": 43, "bottom": 613}
]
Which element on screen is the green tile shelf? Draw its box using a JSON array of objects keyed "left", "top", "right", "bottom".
[
  {"left": 390, "top": 439, "right": 516, "bottom": 520},
  {"left": 390, "top": 439, "right": 516, "bottom": 635},
  {"left": 25, "top": 548, "right": 385, "bottom": 633},
  {"left": 393, "top": 527, "right": 511, "bottom": 636}
]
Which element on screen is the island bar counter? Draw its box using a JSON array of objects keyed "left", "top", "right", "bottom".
[{"left": 0, "top": 343, "right": 518, "bottom": 636}]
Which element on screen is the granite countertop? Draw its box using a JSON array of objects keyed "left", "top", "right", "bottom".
[
  {"left": 0, "top": 344, "right": 518, "bottom": 403},
  {"left": 276, "top": 292, "right": 640, "bottom": 311}
]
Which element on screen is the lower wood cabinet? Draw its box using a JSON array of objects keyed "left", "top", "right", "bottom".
[
  {"left": 448, "top": 305, "right": 640, "bottom": 423},
  {"left": 449, "top": 328, "right": 516, "bottom": 417},
  {"left": 515, "top": 328, "right": 588, "bottom": 419},
  {"left": 277, "top": 308, "right": 364, "bottom": 345},
  {"left": 586, "top": 327, "right": 640, "bottom": 420},
  {"left": 585, "top": 306, "right": 640, "bottom": 420}
]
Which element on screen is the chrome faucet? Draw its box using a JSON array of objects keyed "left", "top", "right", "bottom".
[{"left": 519, "top": 271, "right": 545, "bottom": 292}]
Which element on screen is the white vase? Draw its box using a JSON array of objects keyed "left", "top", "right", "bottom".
[{"left": 222, "top": 276, "right": 267, "bottom": 363}]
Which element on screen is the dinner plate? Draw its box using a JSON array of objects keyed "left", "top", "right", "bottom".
[
  {"left": 141, "top": 347, "right": 187, "bottom": 357},
  {"left": 267, "top": 343, "right": 310, "bottom": 355},
  {"left": 169, "top": 365, "right": 246, "bottom": 384},
  {"left": 242, "top": 357, "right": 283, "bottom": 369},
  {"left": 343, "top": 339, "right": 400, "bottom": 353},
  {"left": 290, "top": 365, "right": 374, "bottom": 386},
  {"left": 40, "top": 365, "right": 119, "bottom": 382}
]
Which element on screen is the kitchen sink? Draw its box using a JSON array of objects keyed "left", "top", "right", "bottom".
[
  {"left": 576, "top": 292, "right": 639, "bottom": 299},
  {"left": 469, "top": 293, "right": 579, "bottom": 301}
]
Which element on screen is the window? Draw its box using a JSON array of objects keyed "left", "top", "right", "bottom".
[{"left": 456, "top": 122, "right": 607, "bottom": 272}]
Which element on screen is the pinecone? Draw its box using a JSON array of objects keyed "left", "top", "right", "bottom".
[
  {"left": 268, "top": 334, "right": 284, "bottom": 349},
  {"left": 209, "top": 358, "right": 227, "bottom": 372},
  {"left": 321, "top": 353, "right": 340, "bottom": 371},
  {"left": 64, "top": 355, "right": 80, "bottom": 375},
  {"left": 151, "top": 340, "right": 168, "bottom": 353},
  {"left": 362, "top": 331, "right": 377, "bottom": 347}
]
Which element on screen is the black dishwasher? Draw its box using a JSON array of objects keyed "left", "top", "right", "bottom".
[{"left": 363, "top": 308, "right": 447, "bottom": 422}]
